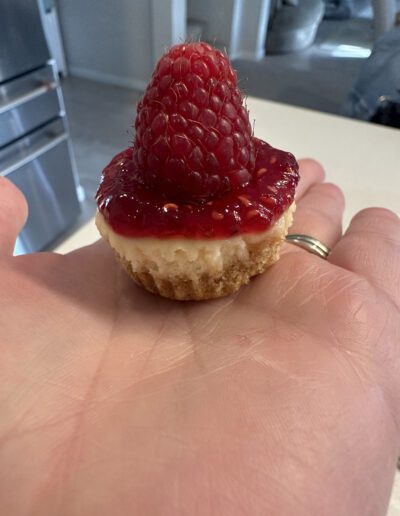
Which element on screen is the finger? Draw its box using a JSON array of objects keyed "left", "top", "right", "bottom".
[
  {"left": 330, "top": 208, "right": 400, "bottom": 306},
  {"left": 0, "top": 176, "right": 28, "bottom": 256},
  {"left": 295, "top": 158, "right": 325, "bottom": 201},
  {"left": 285, "top": 182, "right": 345, "bottom": 253}
]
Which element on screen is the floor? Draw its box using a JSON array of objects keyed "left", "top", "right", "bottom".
[
  {"left": 49, "top": 77, "right": 142, "bottom": 247},
  {"left": 233, "top": 18, "right": 373, "bottom": 115},
  {"left": 56, "top": 17, "right": 376, "bottom": 244}
]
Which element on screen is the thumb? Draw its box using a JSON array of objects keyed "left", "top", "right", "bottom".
[{"left": 0, "top": 176, "right": 28, "bottom": 256}]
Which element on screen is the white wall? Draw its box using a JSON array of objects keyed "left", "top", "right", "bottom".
[
  {"left": 187, "top": 0, "right": 234, "bottom": 49},
  {"left": 57, "top": 0, "right": 153, "bottom": 90},
  {"left": 151, "top": 0, "right": 186, "bottom": 65},
  {"left": 230, "top": 0, "right": 270, "bottom": 60},
  {"left": 57, "top": 0, "right": 266, "bottom": 90}
]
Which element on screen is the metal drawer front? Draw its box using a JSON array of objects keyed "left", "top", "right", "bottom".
[
  {"left": 0, "top": 64, "right": 56, "bottom": 111},
  {"left": 6, "top": 134, "right": 81, "bottom": 254},
  {"left": 0, "top": 64, "right": 60, "bottom": 148},
  {"left": 0, "top": 0, "right": 50, "bottom": 83},
  {"left": 0, "top": 89, "right": 60, "bottom": 148},
  {"left": 0, "top": 118, "right": 66, "bottom": 170}
]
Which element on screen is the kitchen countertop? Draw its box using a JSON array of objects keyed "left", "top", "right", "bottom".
[{"left": 54, "top": 98, "right": 400, "bottom": 515}]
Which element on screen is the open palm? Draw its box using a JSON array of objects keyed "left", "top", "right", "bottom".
[{"left": 1, "top": 160, "right": 399, "bottom": 516}]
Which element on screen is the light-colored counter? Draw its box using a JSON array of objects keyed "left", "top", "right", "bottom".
[{"left": 54, "top": 98, "right": 400, "bottom": 515}]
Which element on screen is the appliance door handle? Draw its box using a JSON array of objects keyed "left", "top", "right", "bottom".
[
  {"left": 0, "top": 81, "right": 57, "bottom": 115},
  {"left": 1, "top": 132, "right": 68, "bottom": 177}
]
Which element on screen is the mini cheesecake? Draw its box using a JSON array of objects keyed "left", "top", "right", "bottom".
[{"left": 95, "top": 42, "right": 299, "bottom": 300}]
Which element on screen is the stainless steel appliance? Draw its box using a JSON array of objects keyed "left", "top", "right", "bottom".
[{"left": 0, "top": 0, "right": 81, "bottom": 254}]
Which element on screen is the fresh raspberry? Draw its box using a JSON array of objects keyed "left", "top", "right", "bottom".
[{"left": 133, "top": 42, "right": 255, "bottom": 202}]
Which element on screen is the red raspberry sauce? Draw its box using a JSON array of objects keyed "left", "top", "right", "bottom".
[{"left": 96, "top": 137, "right": 299, "bottom": 239}]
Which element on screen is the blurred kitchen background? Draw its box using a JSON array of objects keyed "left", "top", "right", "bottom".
[{"left": 1, "top": 0, "right": 399, "bottom": 253}]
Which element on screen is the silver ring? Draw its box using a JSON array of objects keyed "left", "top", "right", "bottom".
[{"left": 286, "top": 234, "right": 331, "bottom": 259}]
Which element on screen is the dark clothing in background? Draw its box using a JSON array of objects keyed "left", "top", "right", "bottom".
[{"left": 345, "top": 28, "right": 400, "bottom": 123}]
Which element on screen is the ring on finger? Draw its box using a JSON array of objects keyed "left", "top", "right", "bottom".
[{"left": 286, "top": 234, "right": 331, "bottom": 259}]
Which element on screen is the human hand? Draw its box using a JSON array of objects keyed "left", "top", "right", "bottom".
[{"left": 0, "top": 161, "right": 399, "bottom": 516}]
